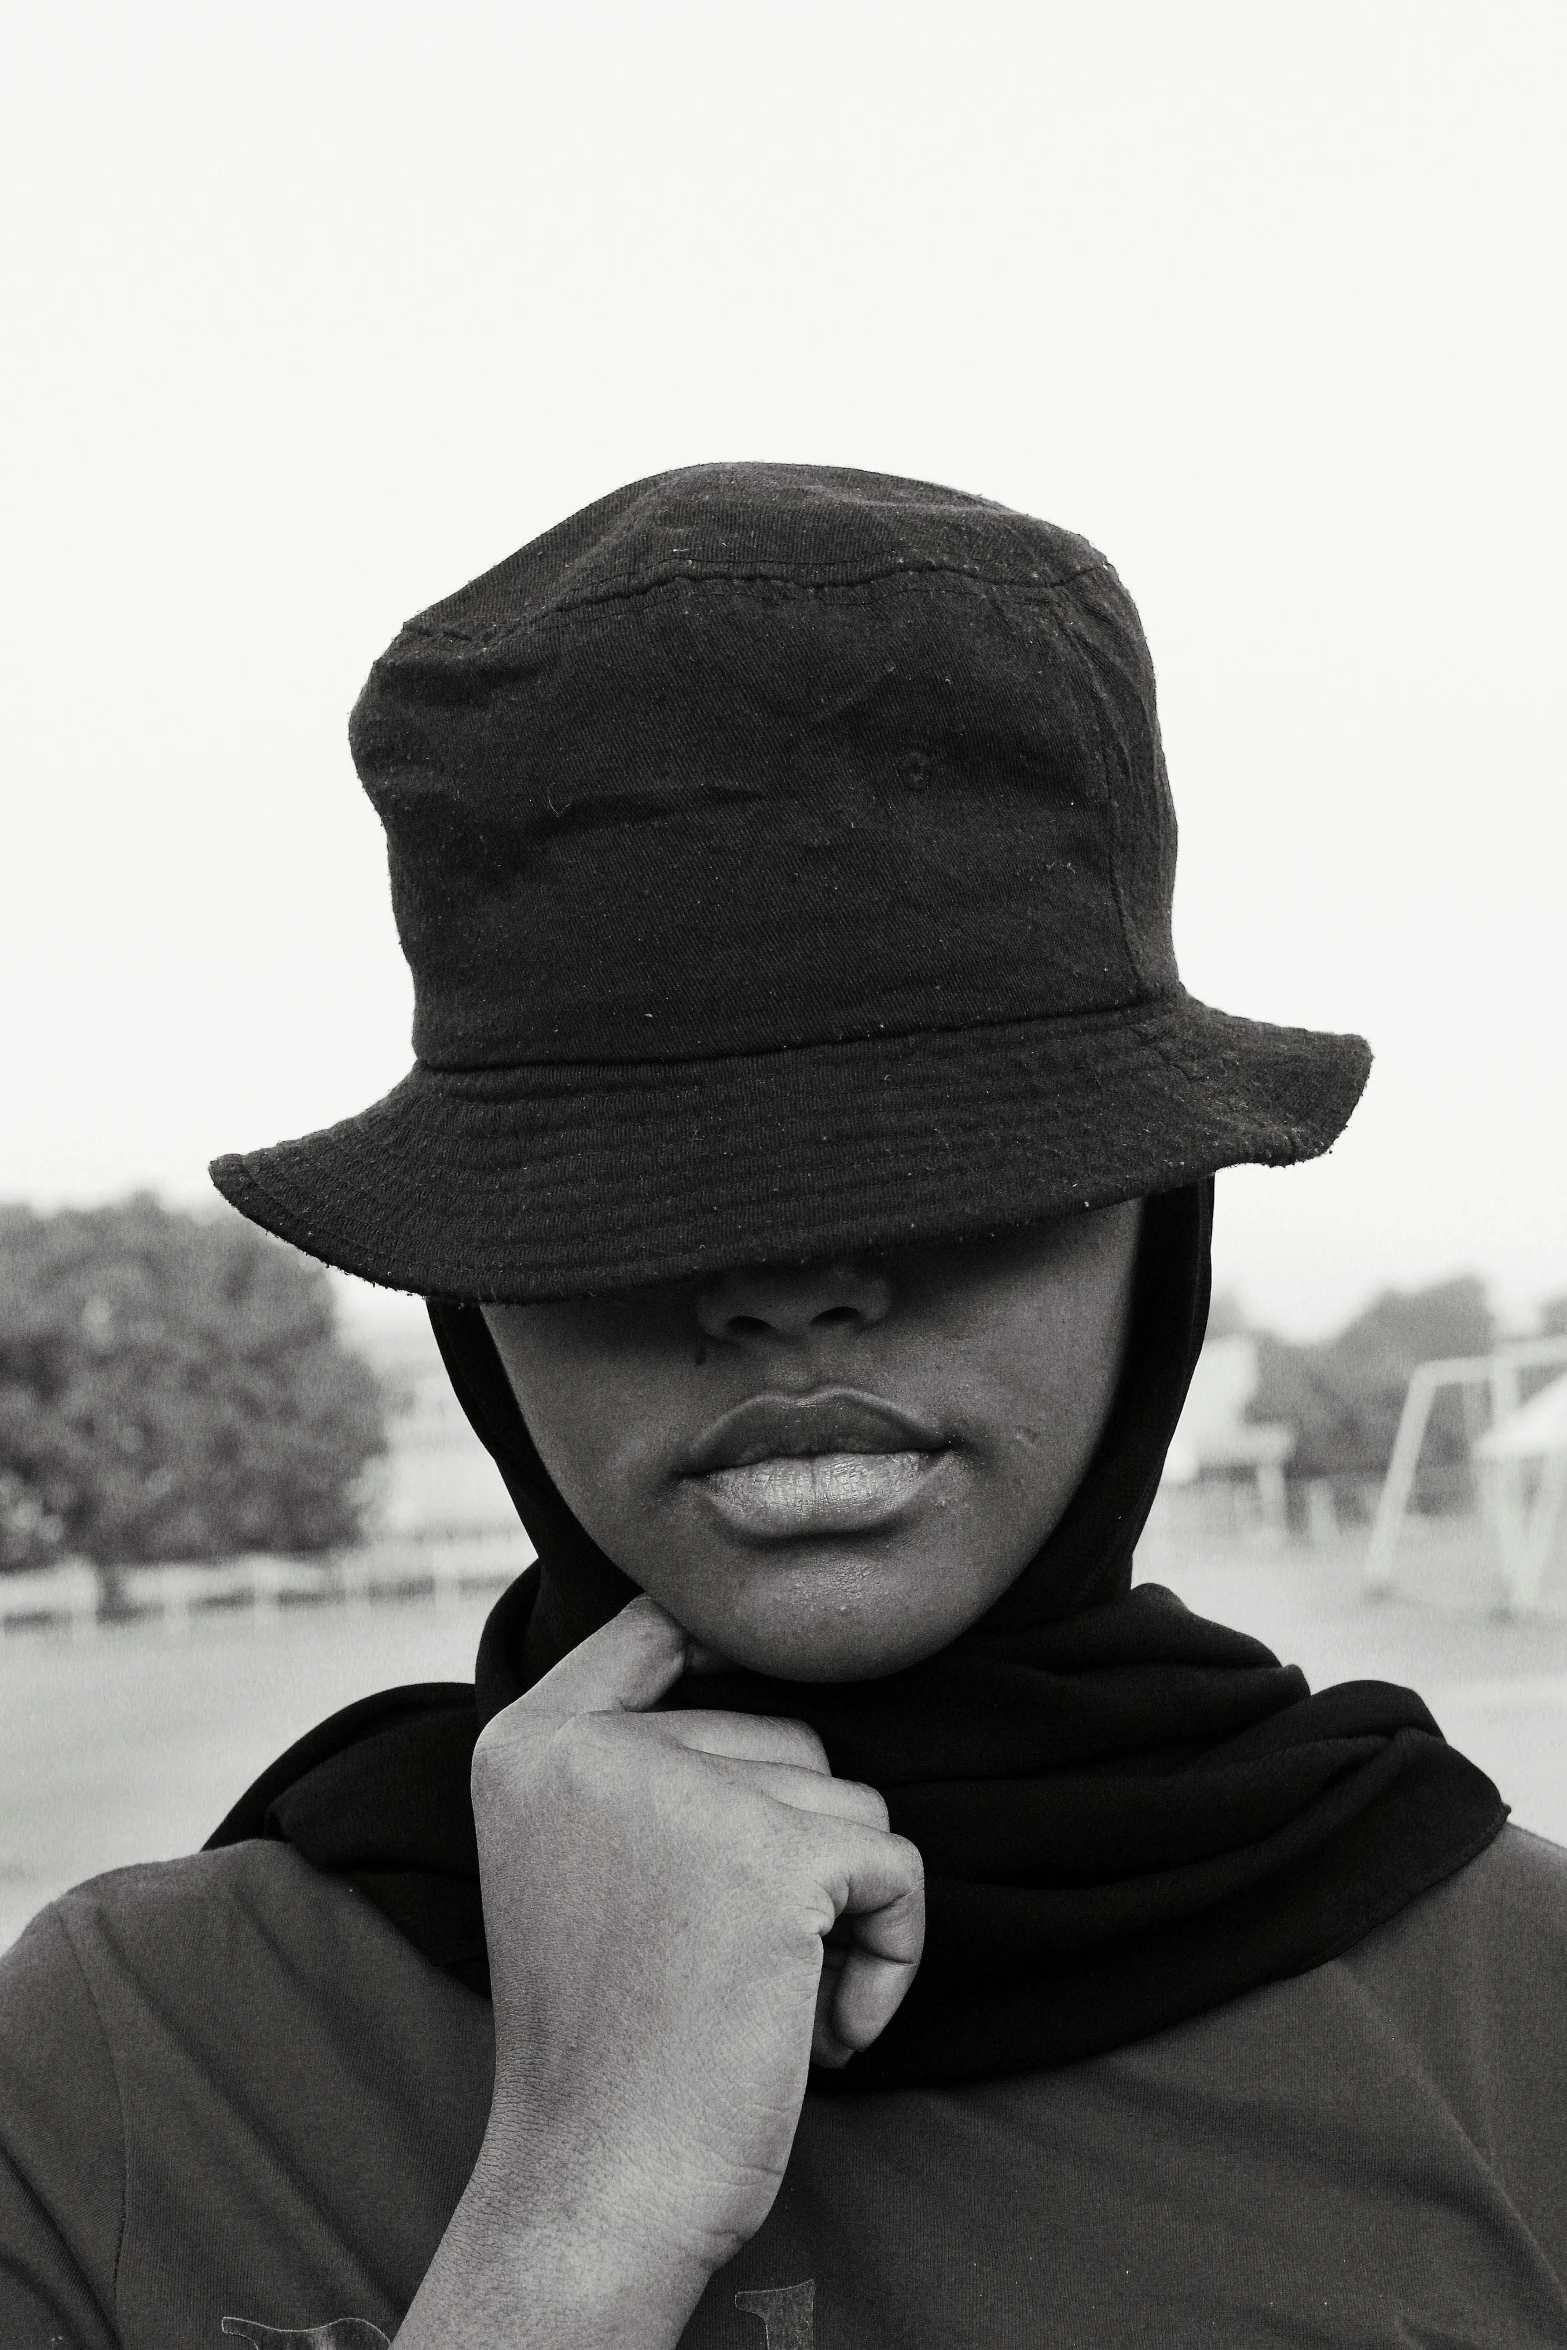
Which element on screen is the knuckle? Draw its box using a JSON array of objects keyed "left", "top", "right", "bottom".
[
  {"left": 894, "top": 1834, "right": 926, "bottom": 1886},
  {"left": 471, "top": 1708, "right": 616, "bottom": 1807},
  {"left": 773, "top": 1716, "right": 830, "bottom": 1771},
  {"left": 469, "top": 1716, "right": 517, "bottom": 1795},
  {"left": 543, "top": 1712, "right": 620, "bottom": 1793},
  {"left": 843, "top": 1779, "right": 889, "bottom": 1827}
]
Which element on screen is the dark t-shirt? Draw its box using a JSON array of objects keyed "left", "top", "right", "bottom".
[{"left": 3, "top": 1826, "right": 1565, "bottom": 2349}]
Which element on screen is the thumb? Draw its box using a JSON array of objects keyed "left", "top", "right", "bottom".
[{"left": 517, "top": 1593, "right": 691, "bottom": 1718}]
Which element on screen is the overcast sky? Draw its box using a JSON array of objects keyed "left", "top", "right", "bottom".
[{"left": 2, "top": 0, "right": 1562, "bottom": 1339}]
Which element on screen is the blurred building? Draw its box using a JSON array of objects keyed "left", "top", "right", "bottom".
[{"left": 1162, "top": 1334, "right": 1295, "bottom": 1536}]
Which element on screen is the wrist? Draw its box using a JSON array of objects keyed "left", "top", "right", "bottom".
[{"left": 431, "top": 2123, "right": 713, "bottom": 2350}]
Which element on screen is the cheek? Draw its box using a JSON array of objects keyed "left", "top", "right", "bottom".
[
  {"left": 483, "top": 1325, "right": 657, "bottom": 1541},
  {"left": 991, "top": 1378, "right": 1106, "bottom": 1540},
  {"left": 515, "top": 1369, "right": 611, "bottom": 1518},
  {"left": 525, "top": 1370, "right": 646, "bottom": 1532},
  {"left": 966, "top": 1269, "right": 1134, "bottom": 1533}
]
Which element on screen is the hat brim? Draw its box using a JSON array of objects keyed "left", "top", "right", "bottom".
[{"left": 210, "top": 990, "right": 1370, "bottom": 1301}]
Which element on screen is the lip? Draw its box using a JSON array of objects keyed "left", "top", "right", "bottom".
[
  {"left": 681, "top": 1388, "right": 947, "bottom": 1476},
  {"left": 680, "top": 1389, "right": 951, "bottom": 1541},
  {"left": 696, "top": 1452, "right": 943, "bottom": 1539}
]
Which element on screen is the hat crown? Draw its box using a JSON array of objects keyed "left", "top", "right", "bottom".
[
  {"left": 349, "top": 463, "right": 1179, "bottom": 1070},
  {"left": 414, "top": 461, "right": 1105, "bottom": 634}
]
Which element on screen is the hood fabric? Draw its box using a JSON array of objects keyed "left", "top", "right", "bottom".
[{"left": 209, "top": 1185, "right": 1506, "bottom": 2090}]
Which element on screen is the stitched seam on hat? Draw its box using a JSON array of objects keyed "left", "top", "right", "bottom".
[
  {"left": 402, "top": 554, "right": 1112, "bottom": 649},
  {"left": 1140, "top": 1014, "right": 1302, "bottom": 1131},
  {"left": 416, "top": 993, "right": 1194, "bottom": 1079}
]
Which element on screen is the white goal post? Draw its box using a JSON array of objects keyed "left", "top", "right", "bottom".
[{"left": 1365, "top": 1335, "right": 1567, "bottom": 1612}]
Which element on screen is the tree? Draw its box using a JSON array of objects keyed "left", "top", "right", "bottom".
[
  {"left": 0, "top": 1197, "right": 386, "bottom": 1570},
  {"left": 1248, "top": 1276, "right": 1494, "bottom": 1489}
]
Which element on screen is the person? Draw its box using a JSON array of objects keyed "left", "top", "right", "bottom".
[{"left": 2, "top": 464, "right": 1563, "bottom": 2350}]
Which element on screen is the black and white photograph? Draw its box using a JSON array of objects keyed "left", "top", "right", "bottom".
[{"left": 2, "top": 4, "right": 1564, "bottom": 2343}]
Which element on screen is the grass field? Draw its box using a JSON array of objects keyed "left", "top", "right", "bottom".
[
  {"left": 0, "top": 1590, "right": 498, "bottom": 1950},
  {"left": 4, "top": 1517, "right": 1566, "bottom": 1954}
]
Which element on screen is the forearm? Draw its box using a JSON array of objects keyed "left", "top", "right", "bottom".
[{"left": 394, "top": 2129, "right": 712, "bottom": 2350}]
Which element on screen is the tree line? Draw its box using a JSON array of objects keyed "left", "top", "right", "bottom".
[{"left": 0, "top": 1197, "right": 385, "bottom": 1573}]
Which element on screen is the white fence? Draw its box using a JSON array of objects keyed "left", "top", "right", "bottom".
[{"left": 0, "top": 1533, "right": 533, "bottom": 1639}]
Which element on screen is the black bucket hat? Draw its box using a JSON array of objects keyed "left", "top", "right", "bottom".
[{"left": 211, "top": 462, "right": 1370, "bottom": 1298}]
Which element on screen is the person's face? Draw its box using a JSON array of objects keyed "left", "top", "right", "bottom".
[{"left": 483, "top": 1202, "right": 1142, "bottom": 1682}]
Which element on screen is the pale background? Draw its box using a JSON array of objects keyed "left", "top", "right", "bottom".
[
  {"left": 2, "top": 0, "right": 1563, "bottom": 1337},
  {"left": 3, "top": 0, "right": 1567, "bottom": 1951}
]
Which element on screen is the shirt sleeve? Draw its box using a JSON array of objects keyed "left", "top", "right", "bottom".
[{"left": 0, "top": 1904, "right": 124, "bottom": 2349}]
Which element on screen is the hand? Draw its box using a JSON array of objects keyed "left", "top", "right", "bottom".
[{"left": 404, "top": 1595, "right": 922, "bottom": 2349}]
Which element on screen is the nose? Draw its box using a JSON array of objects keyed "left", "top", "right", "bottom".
[{"left": 694, "top": 1257, "right": 894, "bottom": 1345}]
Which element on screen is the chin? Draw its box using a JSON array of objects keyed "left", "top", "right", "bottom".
[
  {"left": 715, "top": 1632, "right": 930, "bottom": 1684},
  {"left": 691, "top": 1563, "right": 967, "bottom": 1684}
]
